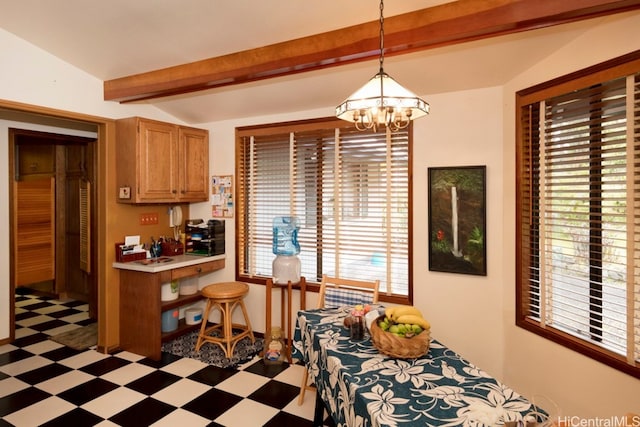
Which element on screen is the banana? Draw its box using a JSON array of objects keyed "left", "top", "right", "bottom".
[
  {"left": 395, "top": 314, "right": 431, "bottom": 330},
  {"left": 391, "top": 306, "right": 423, "bottom": 320},
  {"left": 384, "top": 307, "right": 397, "bottom": 319}
]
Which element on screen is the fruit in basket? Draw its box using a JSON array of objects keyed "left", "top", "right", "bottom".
[
  {"left": 395, "top": 314, "right": 430, "bottom": 331},
  {"left": 378, "top": 306, "right": 430, "bottom": 338},
  {"left": 385, "top": 306, "right": 423, "bottom": 321}
]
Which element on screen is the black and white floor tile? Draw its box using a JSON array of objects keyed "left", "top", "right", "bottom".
[{"left": 1, "top": 291, "right": 333, "bottom": 426}]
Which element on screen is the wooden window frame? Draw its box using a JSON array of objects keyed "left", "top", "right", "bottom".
[{"left": 516, "top": 50, "right": 640, "bottom": 379}]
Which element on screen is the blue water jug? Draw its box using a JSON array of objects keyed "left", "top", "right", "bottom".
[{"left": 272, "top": 216, "right": 300, "bottom": 255}]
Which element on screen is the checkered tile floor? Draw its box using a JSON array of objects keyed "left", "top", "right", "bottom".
[{"left": 1, "top": 291, "right": 334, "bottom": 426}]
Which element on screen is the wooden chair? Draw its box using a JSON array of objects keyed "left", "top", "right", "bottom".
[{"left": 297, "top": 274, "right": 380, "bottom": 405}]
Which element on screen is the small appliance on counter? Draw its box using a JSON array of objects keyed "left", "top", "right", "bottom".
[{"left": 185, "top": 219, "right": 225, "bottom": 256}]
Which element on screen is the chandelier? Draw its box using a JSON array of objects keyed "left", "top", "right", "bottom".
[{"left": 336, "top": 0, "right": 430, "bottom": 132}]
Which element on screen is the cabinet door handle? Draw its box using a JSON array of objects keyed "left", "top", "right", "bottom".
[{"left": 197, "top": 267, "right": 202, "bottom": 273}]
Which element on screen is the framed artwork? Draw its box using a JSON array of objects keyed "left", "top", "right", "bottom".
[{"left": 428, "top": 166, "right": 486, "bottom": 276}]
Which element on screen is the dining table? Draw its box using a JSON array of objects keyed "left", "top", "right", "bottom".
[{"left": 292, "top": 307, "right": 549, "bottom": 427}]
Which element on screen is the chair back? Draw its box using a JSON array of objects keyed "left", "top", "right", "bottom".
[{"left": 317, "top": 274, "right": 380, "bottom": 309}]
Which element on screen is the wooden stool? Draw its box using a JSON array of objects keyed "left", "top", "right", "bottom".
[{"left": 196, "top": 281, "right": 255, "bottom": 358}]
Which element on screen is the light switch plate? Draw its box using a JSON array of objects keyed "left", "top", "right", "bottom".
[
  {"left": 140, "top": 213, "right": 158, "bottom": 225},
  {"left": 119, "top": 186, "right": 131, "bottom": 199}
]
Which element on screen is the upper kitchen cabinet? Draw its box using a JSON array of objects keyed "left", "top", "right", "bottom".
[
  {"left": 178, "top": 126, "right": 209, "bottom": 201},
  {"left": 116, "top": 117, "right": 209, "bottom": 203}
]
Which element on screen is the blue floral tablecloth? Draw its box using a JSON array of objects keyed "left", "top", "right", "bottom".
[{"left": 292, "top": 307, "right": 548, "bottom": 427}]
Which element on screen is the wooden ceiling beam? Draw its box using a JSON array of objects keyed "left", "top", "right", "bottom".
[{"left": 104, "top": 0, "right": 640, "bottom": 102}]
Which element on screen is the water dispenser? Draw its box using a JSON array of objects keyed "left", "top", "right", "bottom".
[{"left": 272, "top": 216, "right": 301, "bottom": 284}]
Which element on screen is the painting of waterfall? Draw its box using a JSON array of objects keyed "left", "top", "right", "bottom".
[{"left": 428, "top": 166, "right": 486, "bottom": 275}]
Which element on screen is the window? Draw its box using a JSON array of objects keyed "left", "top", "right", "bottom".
[
  {"left": 236, "top": 117, "right": 412, "bottom": 303},
  {"left": 516, "top": 51, "right": 640, "bottom": 378}
]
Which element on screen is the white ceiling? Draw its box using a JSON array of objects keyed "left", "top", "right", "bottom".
[{"left": 0, "top": 0, "right": 611, "bottom": 124}]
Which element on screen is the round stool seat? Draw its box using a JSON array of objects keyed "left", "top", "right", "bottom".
[
  {"left": 196, "top": 281, "right": 255, "bottom": 358},
  {"left": 201, "top": 282, "right": 249, "bottom": 300}
]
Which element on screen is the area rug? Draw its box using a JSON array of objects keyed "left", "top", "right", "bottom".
[
  {"left": 49, "top": 323, "right": 97, "bottom": 350},
  {"left": 161, "top": 329, "right": 264, "bottom": 369}
]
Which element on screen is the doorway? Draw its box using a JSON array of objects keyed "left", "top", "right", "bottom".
[{"left": 9, "top": 128, "right": 98, "bottom": 319}]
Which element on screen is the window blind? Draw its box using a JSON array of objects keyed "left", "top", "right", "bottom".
[
  {"left": 516, "top": 53, "right": 640, "bottom": 378},
  {"left": 236, "top": 118, "right": 411, "bottom": 298}
]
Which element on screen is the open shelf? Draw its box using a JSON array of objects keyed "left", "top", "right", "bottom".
[
  {"left": 161, "top": 291, "right": 202, "bottom": 311},
  {"left": 161, "top": 292, "right": 204, "bottom": 343},
  {"left": 161, "top": 318, "right": 202, "bottom": 342}
]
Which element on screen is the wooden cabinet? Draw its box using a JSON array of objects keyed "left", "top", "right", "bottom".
[
  {"left": 119, "top": 258, "right": 224, "bottom": 360},
  {"left": 178, "top": 126, "right": 209, "bottom": 201},
  {"left": 116, "top": 117, "right": 209, "bottom": 203}
]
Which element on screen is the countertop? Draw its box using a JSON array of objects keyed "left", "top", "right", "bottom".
[{"left": 112, "top": 254, "right": 226, "bottom": 273}]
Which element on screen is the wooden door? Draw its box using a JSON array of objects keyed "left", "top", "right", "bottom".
[
  {"left": 14, "top": 177, "right": 55, "bottom": 287},
  {"left": 62, "top": 144, "right": 92, "bottom": 301},
  {"left": 178, "top": 126, "right": 209, "bottom": 202}
]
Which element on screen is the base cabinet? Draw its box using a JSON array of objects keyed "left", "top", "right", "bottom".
[{"left": 119, "top": 258, "right": 224, "bottom": 360}]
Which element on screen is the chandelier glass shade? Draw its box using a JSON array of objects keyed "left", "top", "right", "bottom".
[
  {"left": 335, "top": 71, "right": 429, "bottom": 131},
  {"left": 335, "top": 0, "right": 429, "bottom": 132}
]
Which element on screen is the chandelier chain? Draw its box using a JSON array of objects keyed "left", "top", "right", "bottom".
[{"left": 379, "top": 0, "right": 385, "bottom": 73}]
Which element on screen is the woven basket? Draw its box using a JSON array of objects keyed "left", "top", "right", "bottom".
[{"left": 370, "top": 315, "right": 430, "bottom": 359}]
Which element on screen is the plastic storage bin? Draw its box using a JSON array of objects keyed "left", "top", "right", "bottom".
[
  {"left": 161, "top": 308, "right": 179, "bottom": 332},
  {"left": 161, "top": 280, "right": 179, "bottom": 301}
]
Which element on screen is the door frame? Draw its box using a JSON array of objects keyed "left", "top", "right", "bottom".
[{"left": 2, "top": 99, "right": 114, "bottom": 353}]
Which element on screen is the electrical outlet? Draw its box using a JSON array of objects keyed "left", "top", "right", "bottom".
[
  {"left": 119, "top": 186, "right": 131, "bottom": 199},
  {"left": 140, "top": 212, "right": 159, "bottom": 225}
]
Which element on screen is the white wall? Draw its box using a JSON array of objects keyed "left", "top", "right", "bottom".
[
  {"left": 2, "top": 10, "right": 639, "bottom": 420},
  {"left": 0, "top": 29, "right": 177, "bottom": 121},
  {"left": 412, "top": 87, "right": 506, "bottom": 377},
  {"left": 0, "top": 27, "right": 187, "bottom": 340}
]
